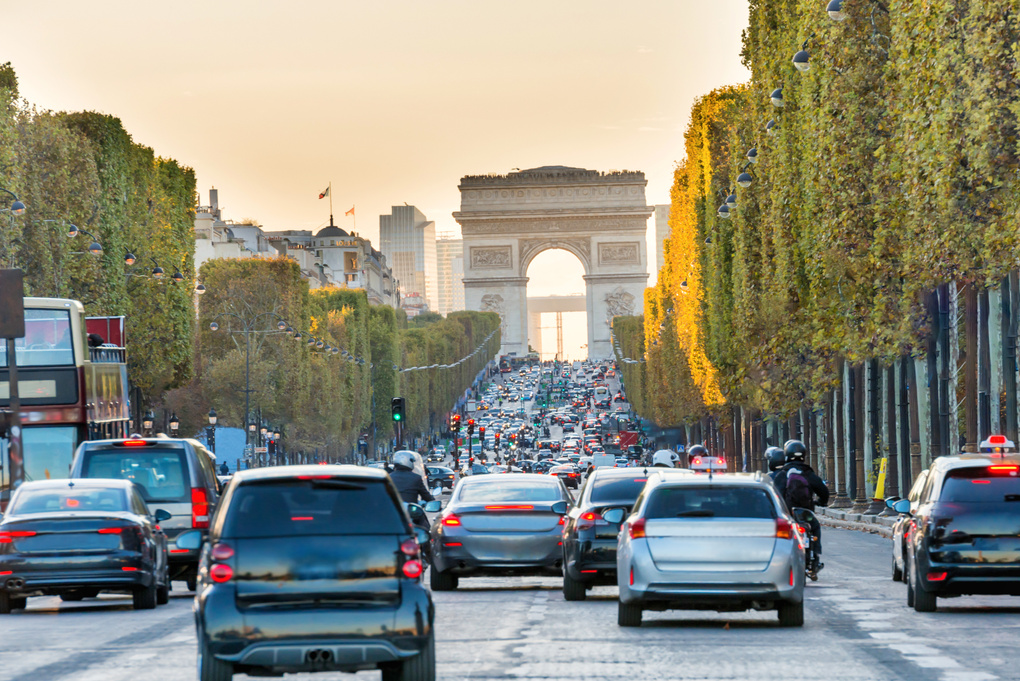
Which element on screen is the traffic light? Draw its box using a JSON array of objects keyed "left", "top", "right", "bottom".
[
  {"left": 479, "top": 426, "right": 486, "bottom": 438},
  {"left": 391, "top": 397, "right": 405, "bottom": 422},
  {"left": 451, "top": 414, "right": 461, "bottom": 432},
  {"left": 467, "top": 419, "right": 475, "bottom": 428}
]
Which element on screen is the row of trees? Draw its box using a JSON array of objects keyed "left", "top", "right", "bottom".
[
  {"left": 167, "top": 257, "right": 500, "bottom": 461},
  {"left": 0, "top": 63, "right": 197, "bottom": 403},
  {"left": 616, "top": 0, "right": 1020, "bottom": 503}
]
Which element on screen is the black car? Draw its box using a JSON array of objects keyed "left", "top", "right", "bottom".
[
  {"left": 560, "top": 468, "right": 648, "bottom": 600},
  {"left": 0, "top": 479, "right": 170, "bottom": 612},
  {"left": 900, "top": 453, "right": 1020, "bottom": 612},
  {"left": 187, "top": 465, "right": 434, "bottom": 681},
  {"left": 889, "top": 468, "right": 929, "bottom": 581},
  {"left": 427, "top": 465, "right": 457, "bottom": 490}
]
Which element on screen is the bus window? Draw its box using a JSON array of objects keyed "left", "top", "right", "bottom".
[
  {"left": 0, "top": 425, "right": 79, "bottom": 501},
  {"left": 0, "top": 309, "right": 75, "bottom": 368}
]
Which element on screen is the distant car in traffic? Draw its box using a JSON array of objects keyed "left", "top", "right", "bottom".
[
  {"left": 0, "top": 479, "right": 170, "bottom": 613},
  {"left": 889, "top": 468, "right": 929, "bottom": 582},
  {"left": 429, "top": 474, "right": 570, "bottom": 591},
  {"left": 187, "top": 465, "right": 435, "bottom": 680},
  {"left": 427, "top": 465, "right": 457, "bottom": 490},
  {"left": 549, "top": 464, "right": 580, "bottom": 489},
  {"left": 616, "top": 471, "right": 805, "bottom": 627}
]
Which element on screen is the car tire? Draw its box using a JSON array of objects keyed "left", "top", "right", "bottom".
[
  {"left": 429, "top": 567, "right": 458, "bottom": 591},
  {"left": 617, "top": 601, "right": 642, "bottom": 627},
  {"left": 777, "top": 600, "right": 804, "bottom": 627},
  {"left": 892, "top": 553, "right": 903, "bottom": 582},
  {"left": 382, "top": 633, "right": 435, "bottom": 681},
  {"left": 186, "top": 573, "right": 198, "bottom": 592},
  {"left": 132, "top": 580, "right": 158, "bottom": 610},
  {"left": 198, "top": 632, "right": 234, "bottom": 681},
  {"left": 157, "top": 571, "right": 170, "bottom": 605},
  {"left": 911, "top": 563, "right": 937, "bottom": 612},
  {"left": 563, "top": 573, "right": 587, "bottom": 601}
]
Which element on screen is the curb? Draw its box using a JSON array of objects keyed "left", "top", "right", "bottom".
[{"left": 815, "top": 507, "right": 894, "bottom": 539}]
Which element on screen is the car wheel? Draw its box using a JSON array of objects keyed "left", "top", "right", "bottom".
[
  {"left": 0, "top": 592, "right": 12, "bottom": 614},
  {"left": 563, "top": 573, "right": 587, "bottom": 601},
  {"left": 132, "top": 580, "right": 158, "bottom": 610},
  {"left": 892, "top": 552, "right": 903, "bottom": 582},
  {"left": 617, "top": 601, "right": 642, "bottom": 627},
  {"left": 382, "top": 633, "right": 435, "bottom": 681},
  {"left": 777, "top": 600, "right": 804, "bottom": 627},
  {"left": 429, "top": 567, "right": 458, "bottom": 591},
  {"left": 198, "top": 631, "right": 234, "bottom": 681},
  {"left": 911, "top": 562, "right": 937, "bottom": 612},
  {"left": 157, "top": 570, "right": 170, "bottom": 606},
  {"left": 186, "top": 573, "right": 198, "bottom": 592}
]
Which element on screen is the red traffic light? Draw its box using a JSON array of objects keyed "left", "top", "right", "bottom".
[
  {"left": 467, "top": 419, "right": 475, "bottom": 427},
  {"left": 479, "top": 426, "right": 486, "bottom": 436}
]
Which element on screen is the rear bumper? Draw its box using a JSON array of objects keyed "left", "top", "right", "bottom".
[
  {"left": 565, "top": 540, "right": 619, "bottom": 582},
  {"left": 2, "top": 568, "right": 151, "bottom": 594},
  {"left": 916, "top": 552, "right": 1020, "bottom": 596},
  {"left": 433, "top": 536, "right": 562, "bottom": 576}
]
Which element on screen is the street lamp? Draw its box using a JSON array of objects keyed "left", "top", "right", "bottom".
[
  {"left": 0, "top": 188, "right": 25, "bottom": 215},
  {"left": 206, "top": 408, "right": 217, "bottom": 455},
  {"left": 168, "top": 413, "right": 179, "bottom": 435},
  {"left": 124, "top": 250, "right": 136, "bottom": 266},
  {"left": 827, "top": 0, "right": 846, "bottom": 21},
  {"left": 770, "top": 88, "right": 784, "bottom": 107},
  {"left": 793, "top": 49, "right": 811, "bottom": 72},
  {"left": 142, "top": 410, "right": 154, "bottom": 435}
]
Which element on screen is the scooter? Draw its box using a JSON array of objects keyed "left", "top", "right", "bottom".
[{"left": 791, "top": 507, "right": 824, "bottom": 581}]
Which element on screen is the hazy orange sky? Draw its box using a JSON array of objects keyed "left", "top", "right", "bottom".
[{"left": 6, "top": 0, "right": 750, "bottom": 358}]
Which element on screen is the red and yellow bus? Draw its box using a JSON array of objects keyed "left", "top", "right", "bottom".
[{"left": 0, "top": 298, "right": 129, "bottom": 506}]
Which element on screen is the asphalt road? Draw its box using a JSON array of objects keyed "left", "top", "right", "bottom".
[{"left": 1, "top": 527, "right": 1017, "bottom": 681}]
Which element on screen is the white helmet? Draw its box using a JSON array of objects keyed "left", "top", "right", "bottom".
[
  {"left": 652, "top": 449, "right": 680, "bottom": 468},
  {"left": 392, "top": 451, "right": 416, "bottom": 469}
]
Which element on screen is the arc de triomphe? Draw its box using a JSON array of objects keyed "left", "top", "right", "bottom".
[{"left": 454, "top": 166, "right": 652, "bottom": 358}]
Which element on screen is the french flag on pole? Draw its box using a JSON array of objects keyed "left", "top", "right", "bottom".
[{"left": 318, "top": 186, "right": 330, "bottom": 199}]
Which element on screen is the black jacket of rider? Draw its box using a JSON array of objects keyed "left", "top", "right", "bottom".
[
  {"left": 772, "top": 462, "right": 830, "bottom": 510},
  {"left": 390, "top": 466, "right": 435, "bottom": 504}
]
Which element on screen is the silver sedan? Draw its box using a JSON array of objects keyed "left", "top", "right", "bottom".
[
  {"left": 428, "top": 474, "right": 570, "bottom": 590},
  {"left": 615, "top": 471, "right": 806, "bottom": 627}
]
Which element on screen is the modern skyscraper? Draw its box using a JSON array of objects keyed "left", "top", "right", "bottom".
[
  {"left": 435, "top": 234, "right": 465, "bottom": 316},
  {"left": 379, "top": 206, "right": 438, "bottom": 311},
  {"left": 654, "top": 204, "right": 671, "bottom": 274}
]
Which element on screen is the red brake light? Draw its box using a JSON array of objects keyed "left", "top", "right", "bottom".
[
  {"left": 441, "top": 514, "right": 461, "bottom": 526},
  {"left": 297, "top": 475, "right": 332, "bottom": 480},
  {"left": 789, "top": 567, "right": 795, "bottom": 586},
  {"left": 989, "top": 465, "right": 1019, "bottom": 474},
  {"left": 0, "top": 531, "right": 37, "bottom": 543},
  {"left": 97, "top": 527, "right": 123, "bottom": 534},
  {"left": 629, "top": 518, "right": 646, "bottom": 539},
  {"left": 402, "top": 559, "right": 423, "bottom": 579},
  {"left": 0, "top": 571, "right": 10, "bottom": 576},
  {"left": 122, "top": 439, "right": 148, "bottom": 447},
  {"left": 444, "top": 541, "right": 463, "bottom": 547},
  {"left": 210, "top": 563, "right": 233, "bottom": 583},
  {"left": 776, "top": 518, "right": 794, "bottom": 539},
  {"left": 121, "top": 566, "right": 138, "bottom": 571},
  {"left": 191, "top": 488, "right": 210, "bottom": 529},
  {"left": 400, "top": 538, "right": 420, "bottom": 557},
  {"left": 484, "top": 505, "right": 534, "bottom": 511},
  {"left": 210, "top": 543, "right": 234, "bottom": 561},
  {"left": 927, "top": 571, "right": 948, "bottom": 582},
  {"left": 692, "top": 457, "right": 702, "bottom": 466},
  {"left": 989, "top": 435, "right": 1007, "bottom": 445},
  {"left": 971, "top": 480, "right": 991, "bottom": 484},
  {"left": 291, "top": 516, "right": 314, "bottom": 521}
]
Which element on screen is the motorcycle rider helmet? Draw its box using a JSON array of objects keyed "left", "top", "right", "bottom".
[
  {"left": 764, "top": 446, "right": 786, "bottom": 472},
  {"left": 687, "top": 444, "right": 708, "bottom": 460},
  {"left": 784, "top": 439, "right": 808, "bottom": 463},
  {"left": 392, "top": 451, "right": 415, "bottom": 470}
]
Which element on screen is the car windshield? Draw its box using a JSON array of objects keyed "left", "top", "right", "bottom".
[
  {"left": 459, "top": 482, "right": 561, "bottom": 502},
  {"left": 590, "top": 476, "right": 648, "bottom": 503},
  {"left": 940, "top": 466, "right": 1020, "bottom": 503},
  {"left": 645, "top": 486, "right": 776, "bottom": 519},
  {"left": 80, "top": 447, "right": 190, "bottom": 503},
  {"left": 9, "top": 486, "right": 129, "bottom": 515},
  {"left": 222, "top": 479, "right": 406, "bottom": 538}
]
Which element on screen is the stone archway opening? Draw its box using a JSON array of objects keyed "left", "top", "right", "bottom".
[{"left": 526, "top": 249, "right": 587, "bottom": 361}]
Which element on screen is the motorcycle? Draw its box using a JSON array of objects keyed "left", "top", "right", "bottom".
[
  {"left": 791, "top": 507, "right": 823, "bottom": 581},
  {"left": 403, "top": 489, "right": 443, "bottom": 569}
]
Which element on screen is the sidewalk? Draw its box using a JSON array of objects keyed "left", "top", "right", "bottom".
[{"left": 815, "top": 506, "right": 894, "bottom": 539}]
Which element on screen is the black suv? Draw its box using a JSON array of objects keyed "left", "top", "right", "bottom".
[
  {"left": 560, "top": 467, "right": 649, "bottom": 600},
  {"left": 184, "top": 465, "right": 435, "bottom": 681}
]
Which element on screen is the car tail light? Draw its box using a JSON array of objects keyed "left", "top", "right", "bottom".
[
  {"left": 558, "top": 515, "right": 566, "bottom": 526},
  {"left": 121, "top": 566, "right": 139, "bottom": 572},
  {"left": 97, "top": 527, "right": 124, "bottom": 534},
  {"left": 0, "top": 531, "right": 37, "bottom": 543},
  {"left": 400, "top": 538, "right": 420, "bottom": 557},
  {"left": 402, "top": 559, "right": 423, "bottom": 579},
  {"left": 297, "top": 475, "right": 332, "bottom": 480},
  {"left": 441, "top": 514, "right": 461, "bottom": 527},
  {"left": 776, "top": 518, "right": 794, "bottom": 539},
  {"left": 789, "top": 567, "right": 794, "bottom": 586},
  {"left": 122, "top": 439, "right": 148, "bottom": 446},
  {"left": 629, "top": 567, "right": 634, "bottom": 586},
  {"left": 191, "top": 488, "right": 210, "bottom": 529},
  {"left": 0, "top": 571, "right": 11, "bottom": 576},
  {"left": 989, "top": 465, "right": 1019, "bottom": 475},
  {"left": 210, "top": 563, "right": 233, "bottom": 583},
  {"left": 578, "top": 511, "right": 603, "bottom": 530},
  {"left": 629, "top": 518, "right": 646, "bottom": 539},
  {"left": 444, "top": 541, "right": 462, "bottom": 547},
  {"left": 485, "top": 505, "right": 534, "bottom": 511},
  {"left": 210, "top": 543, "right": 234, "bottom": 561},
  {"left": 927, "top": 571, "right": 948, "bottom": 582}
]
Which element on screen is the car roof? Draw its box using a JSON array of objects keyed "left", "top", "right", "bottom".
[
  {"left": 930, "top": 453, "right": 1020, "bottom": 472},
  {"left": 459, "top": 473, "right": 558, "bottom": 484},
  {"left": 646, "top": 471, "right": 769, "bottom": 488},
  {"left": 231, "top": 464, "right": 389, "bottom": 483},
  {"left": 18, "top": 478, "right": 136, "bottom": 491},
  {"left": 589, "top": 467, "right": 651, "bottom": 479}
]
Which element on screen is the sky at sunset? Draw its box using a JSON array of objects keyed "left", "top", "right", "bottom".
[{"left": 6, "top": 0, "right": 750, "bottom": 359}]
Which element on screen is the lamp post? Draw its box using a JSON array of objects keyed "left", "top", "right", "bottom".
[
  {"left": 168, "top": 413, "right": 179, "bottom": 436},
  {"left": 207, "top": 408, "right": 217, "bottom": 455},
  {"left": 142, "top": 410, "right": 155, "bottom": 436}
]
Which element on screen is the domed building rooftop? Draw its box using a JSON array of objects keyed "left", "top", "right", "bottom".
[{"left": 315, "top": 225, "right": 349, "bottom": 238}]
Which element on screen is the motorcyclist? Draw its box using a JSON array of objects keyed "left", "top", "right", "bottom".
[
  {"left": 764, "top": 446, "right": 786, "bottom": 481},
  {"left": 389, "top": 451, "right": 435, "bottom": 505},
  {"left": 772, "top": 440, "right": 829, "bottom": 576}
]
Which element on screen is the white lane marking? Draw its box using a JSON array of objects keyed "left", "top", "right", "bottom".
[
  {"left": 941, "top": 672, "right": 999, "bottom": 681},
  {"left": 908, "top": 656, "right": 962, "bottom": 669},
  {"left": 886, "top": 643, "right": 942, "bottom": 656}
]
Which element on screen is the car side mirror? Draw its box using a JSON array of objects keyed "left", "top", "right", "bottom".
[
  {"left": 153, "top": 508, "right": 172, "bottom": 522},
  {"left": 893, "top": 499, "right": 912, "bottom": 515},
  {"left": 551, "top": 500, "right": 569, "bottom": 515},
  {"left": 431, "top": 486, "right": 443, "bottom": 498},
  {"left": 602, "top": 508, "right": 625, "bottom": 524},
  {"left": 405, "top": 503, "right": 426, "bottom": 521},
  {"left": 884, "top": 495, "right": 902, "bottom": 509},
  {"left": 423, "top": 500, "right": 442, "bottom": 513},
  {"left": 791, "top": 507, "right": 815, "bottom": 525},
  {"left": 175, "top": 529, "right": 204, "bottom": 551},
  {"left": 414, "top": 527, "right": 430, "bottom": 545}
]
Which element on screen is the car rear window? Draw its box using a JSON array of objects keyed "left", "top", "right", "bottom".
[
  {"left": 940, "top": 465, "right": 1020, "bottom": 503},
  {"left": 459, "top": 482, "right": 562, "bottom": 502},
  {"left": 645, "top": 486, "right": 777, "bottom": 519},
  {"left": 590, "top": 476, "right": 648, "bottom": 503},
  {"left": 80, "top": 448, "right": 189, "bottom": 503},
  {"left": 10, "top": 486, "right": 129, "bottom": 515},
  {"left": 222, "top": 479, "right": 407, "bottom": 538}
]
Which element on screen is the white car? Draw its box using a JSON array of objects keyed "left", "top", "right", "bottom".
[{"left": 615, "top": 471, "right": 805, "bottom": 627}]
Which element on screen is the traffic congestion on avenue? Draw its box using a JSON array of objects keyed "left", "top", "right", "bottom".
[{"left": 1, "top": 360, "right": 1018, "bottom": 680}]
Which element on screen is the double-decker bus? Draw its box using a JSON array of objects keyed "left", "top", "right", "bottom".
[{"left": 0, "top": 298, "right": 129, "bottom": 507}]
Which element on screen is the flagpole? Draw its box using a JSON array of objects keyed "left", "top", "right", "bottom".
[{"left": 328, "top": 181, "right": 334, "bottom": 227}]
